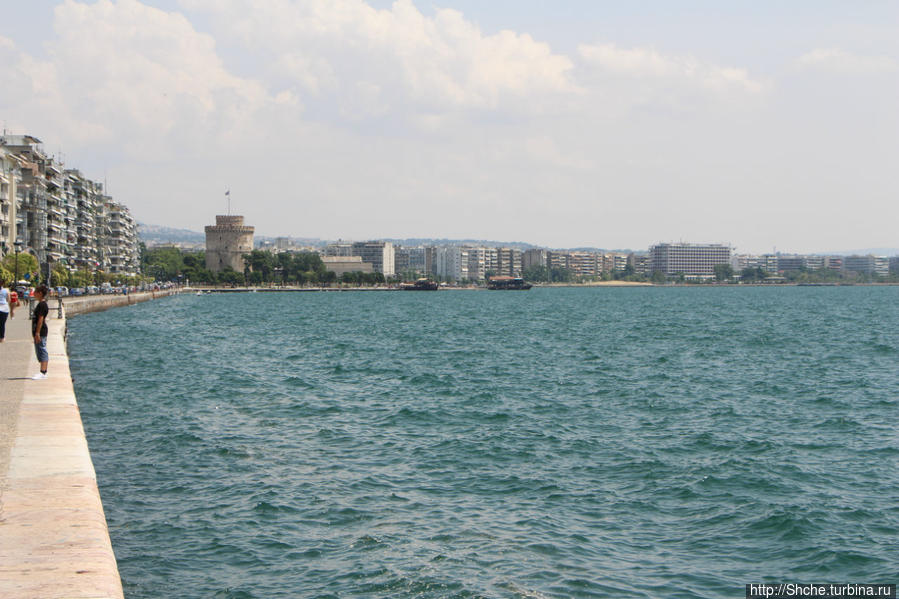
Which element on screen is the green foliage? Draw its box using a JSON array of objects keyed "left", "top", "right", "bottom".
[
  {"left": 714, "top": 263, "right": 734, "bottom": 281},
  {"left": 1, "top": 252, "right": 40, "bottom": 280},
  {"left": 142, "top": 247, "right": 184, "bottom": 281},
  {"left": 522, "top": 265, "right": 549, "bottom": 282},
  {"left": 50, "top": 262, "right": 70, "bottom": 286}
]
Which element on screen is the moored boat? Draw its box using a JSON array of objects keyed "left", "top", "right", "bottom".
[
  {"left": 401, "top": 278, "right": 439, "bottom": 291},
  {"left": 487, "top": 276, "right": 532, "bottom": 290}
]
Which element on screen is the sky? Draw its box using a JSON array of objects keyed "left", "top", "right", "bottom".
[{"left": 1, "top": 0, "right": 897, "bottom": 253}]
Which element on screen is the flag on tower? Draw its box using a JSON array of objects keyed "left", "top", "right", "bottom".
[{"left": 225, "top": 190, "right": 230, "bottom": 196}]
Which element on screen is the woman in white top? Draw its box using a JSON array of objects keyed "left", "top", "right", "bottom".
[{"left": 0, "top": 278, "right": 12, "bottom": 342}]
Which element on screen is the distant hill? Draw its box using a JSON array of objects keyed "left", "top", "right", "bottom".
[
  {"left": 138, "top": 223, "right": 205, "bottom": 244},
  {"left": 825, "top": 248, "right": 899, "bottom": 256},
  {"left": 137, "top": 225, "right": 645, "bottom": 252}
]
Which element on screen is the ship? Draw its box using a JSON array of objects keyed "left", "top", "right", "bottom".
[
  {"left": 401, "top": 278, "right": 439, "bottom": 291},
  {"left": 487, "top": 276, "right": 533, "bottom": 290}
]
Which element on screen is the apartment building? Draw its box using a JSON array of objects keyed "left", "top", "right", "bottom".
[
  {"left": 394, "top": 246, "right": 427, "bottom": 276},
  {"left": 495, "top": 247, "right": 522, "bottom": 277},
  {"left": 0, "top": 134, "right": 140, "bottom": 277},
  {"left": 522, "top": 248, "right": 547, "bottom": 271},
  {"left": 568, "top": 251, "right": 601, "bottom": 277},
  {"left": 0, "top": 147, "right": 20, "bottom": 255},
  {"left": 843, "top": 255, "right": 889, "bottom": 277}
]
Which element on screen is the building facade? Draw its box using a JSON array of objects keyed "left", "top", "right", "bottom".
[
  {"left": 649, "top": 242, "right": 732, "bottom": 279},
  {"left": 0, "top": 134, "right": 140, "bottom": 278},
  {"left": 843, "top": 255, "right": 889, "bottom": 277},
  {"left": 205, "top": 215, "right": 255, "bottom": 273}
]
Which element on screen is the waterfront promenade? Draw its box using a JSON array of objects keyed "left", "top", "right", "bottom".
[{"left": 0, "top": 291, "right": 175, "bottom": 598}]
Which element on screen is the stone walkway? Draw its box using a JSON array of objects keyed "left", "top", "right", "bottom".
[
  {"left": 0, "top": 302, "right": 124, "bottom": 599},
  {"left": 0, "top": 304, "right": 32, "bottom": 480}
]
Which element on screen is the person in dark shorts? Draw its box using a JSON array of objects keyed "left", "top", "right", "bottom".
[
  {"left": 0, "top": 278, "right": 12, "bottom": 342},
  {"left": 32, "top": 285, "right": 50, "bottom": 380}
]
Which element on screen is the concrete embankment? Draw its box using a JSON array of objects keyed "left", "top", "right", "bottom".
[
  {"left": 0, "top": 290, "right": 176, "bottom": 598},
  {"left": 63, "top": 288, "right": 179, "bottom": 316}
]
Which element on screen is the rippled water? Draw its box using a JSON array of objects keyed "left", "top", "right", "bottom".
[{"left": 68, "top": 287, "right": 899, "bottom": 598}]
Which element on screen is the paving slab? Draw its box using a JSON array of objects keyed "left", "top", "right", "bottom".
[{"left": 0, "top": 302, "right": 124, "bottom": 599}]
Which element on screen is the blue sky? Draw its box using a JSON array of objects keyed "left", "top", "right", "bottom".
[{"left": 1, "top": 1, "right": 897, "bottom": 252}]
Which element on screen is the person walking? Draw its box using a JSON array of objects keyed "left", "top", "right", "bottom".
[
  {"left": 0, "top": 278, "right": 12, "bottom": 342},
  {"left": 31, "top": 284, "right": 50, "bottom": 379}
]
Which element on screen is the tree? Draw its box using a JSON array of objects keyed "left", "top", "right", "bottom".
[
  {"left": 2, "top": 252, "right": 40, "bottom": 281},
  {"left": 218, "top": 267, "right": 243, "bottom": 286},
  {"left": 522, "top": 265, "right": 549, "bottom": 282},
  {"left": 142, "top": 247, "right": 184, "bottom": 280},
  {"left": 51, "top": 262, "right": 70, "bottom": 286},
  {"left": 714, "top": 263, "right": 734, "bottom": 282},
  {"left": 651, "top": 270, "right": 667, "bottom": 283}
]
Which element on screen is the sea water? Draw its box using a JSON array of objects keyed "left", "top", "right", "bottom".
[{"left": 68, "top": 286, "right": 899, "bottom": 598}]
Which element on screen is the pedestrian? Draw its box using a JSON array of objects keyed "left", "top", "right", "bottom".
[
  {"left": 0, "top": 278, "right": 12, "bottom": 342},
  {"left": 31, "top": 284, "right": 50, "bottom": 380}
]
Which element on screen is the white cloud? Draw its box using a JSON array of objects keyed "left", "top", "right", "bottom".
[
  {"left": 797, "top": 48, "right": 898, "bottom": 73},
  {"left": 179, "top": 0, "right": 576, "bottom": 114},
  {"left": 0, "top": 0, "right": 288, "bottom": 155},
  {"left": 578, "top": 43, "right": 766, "bottom": 95}
]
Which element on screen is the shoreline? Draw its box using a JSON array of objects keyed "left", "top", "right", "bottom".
[
  {"left": 0, "top": 290, "right": 176, "bottom": 598},
  {"left": 184, "top": 280, "right": 898, "bottom": 293}
]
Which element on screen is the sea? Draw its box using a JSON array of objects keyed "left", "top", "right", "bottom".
[{"left": 67, "top": 286, "right": 899, "bottom": 598}]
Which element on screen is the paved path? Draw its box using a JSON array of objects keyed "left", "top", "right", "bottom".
[
  {"left": 0, "top": 302, "right": 124, "bottom": 599},
  {"left": 0, "top": 304, "right": 38, "bottom": 483}
]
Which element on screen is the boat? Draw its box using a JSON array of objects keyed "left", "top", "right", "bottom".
[
  {"left": 487, "top": 276, "right": 532, "bottom": 290},
  {"left": 401, "top": 278, "right": 439, "bottom": 291},
  {"left": 196, "top": 291, "right": 203, "bottom": 296}
]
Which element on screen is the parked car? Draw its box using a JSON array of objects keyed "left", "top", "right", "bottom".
[{"left": 56, "top": 286, "right": 69, "bottom": 297}]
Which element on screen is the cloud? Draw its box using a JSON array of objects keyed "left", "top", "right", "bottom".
[
  {"left": 0, "top": 0, "right": 290, "bottom": 156},
  {"left": 797, "top": 48, "right": 898, "bottom": 74},
  {"left": 578, "top": 43, "right": 766, "bottom": 95},
  {"left": 179, "top": 0, "right": 576, "bottom": 115}
]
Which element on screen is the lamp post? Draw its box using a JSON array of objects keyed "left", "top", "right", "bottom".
[{"left": 14, "top": 239, "right": 23, "bottom": 286}]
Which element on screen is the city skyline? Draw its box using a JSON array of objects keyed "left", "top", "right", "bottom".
[{"left": 2, "top": 1, "right": 897, "bottom": 254}]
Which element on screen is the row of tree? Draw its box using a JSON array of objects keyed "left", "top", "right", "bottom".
[
  {"left": 140, "top": 246, "right": 390, "bottom": 286},
  {"left": 1, "top": 253, "right": 143, "bottom": 287}
]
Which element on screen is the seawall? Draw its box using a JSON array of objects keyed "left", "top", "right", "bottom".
[
  {"left": 63, "top": 288, "right": 179, "bottom": 316},
  {"left": 0, "top": 290, "right": 176, "bottom": 598}
]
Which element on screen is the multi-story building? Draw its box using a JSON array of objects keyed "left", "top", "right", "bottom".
[
  {"left": 630, "top": 253, "right": 650, "bottom": 274},
  {"left": 0, "top": 146, "right": 20, "bottom": 257},
  {"left": 466, "top": 246, "right": 489, "bottom": 281},
  {"left": 322, "top": 240, "right": 395, "bottom": 276},
  {"left": 568, "top": 251, "right": 601, "bottom": 277},
  {"left": 890, "top": 256, "right": 899, "bottom": 274},
  {"left": 431, "top": 246, "right": 470, "bottom": 282},
  {"left": 843, "top": 255, "right": 889, "bottom": 277},
  {"left": 496, "top": 247, "right": 522, "bottom": 277},
  {"left": 522, "top": 248, "right": 547, "bottom": 271},
  {"left": 1, "top": 134, "right": 140, "bottom": 277},
  {"left": 352, "top": 241, "right": 395, "bottom": 276},
  {"left": 321, "top": 242, "right": 354, "bottom": 257},
  {"left": 611, "top": 253, "right": 629, "bottom": 272},
  {"left": 547, "top": 250, "right": 569, "bottom": 271},
  {"left": 649, "top": 242, "right": 732, "bottom": 279},
  {"left": 104, "top": 199, "right": 140, "bottom": 274},
  {"left": 394, "top": 246, "right": 427, "bottom": 276}
]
